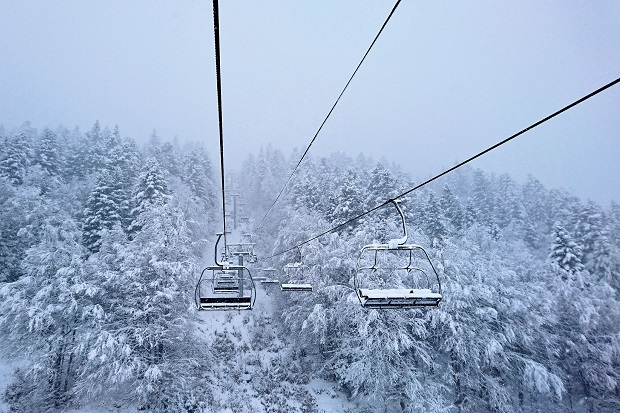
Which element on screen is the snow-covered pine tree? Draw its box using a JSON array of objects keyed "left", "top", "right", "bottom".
[
  {"left": 587, "top": 227, "right": 616, "bottom": 286},
  {"left": 80, "top": 202, "right": 196, "bottom": 410},
  {"left": 106, "top": 140, "right": 140, "bottom": 230},
  {"left": 177, "top": 148, "right": 216, "bottom": 255},
  {"left": 440, "top": 184, "right": 463, "bottom": 233},
  {"left": 238, "top": 153, "right": 257, "bottom": 203},
  {"left": 549, "top": 224, "right": 585, "bottom": 284},
  {"left": 424, "top": 191, "right": 447, "bottom": 246},
  {"left": 434, "top": 231, "right": 564, "bottom": 412},
  {"left": 0, "top": 172, "right": 59, "bottom": 282},
  {"left": 367, "top": 162, "right": 398, "bottom": 211},
  {"left": 563, "top": 282, "right": 620, "bottom": 412},
  {"left": 0, "top": 211, "right": 96, "bottom": 410},
  {"left": 522, "top": 175, "right": 554, "bottom": 250},
  {"left": 31, "top": 127, "right": 66, "bottom": 194},
  {"left": 66, "top": 121, "right": 106, "bottom": 178},
  {"left": 610, "top": 201, "right": 620, "bottom": 248},
  {"left": 35, "top": 127, "right": 63, "bottom": 178},
  {"left": 0, "top": 178, "right": 20, "bottom": 282},
  {"left": 183, "top": 149, "right": 215, "bottom": 210},
  {"left": 102, "top": 124, "right": 123, "bottom": 162},
  {"left": 290, "top": 161, "right": 321, "bottom": 213},
  {"left": 327, "top": 169, "right": 364, "bottom": 225},
  {"left": 573, "top": 201, "right": 605, "bottom": 271},
  {"left": 462, "top": 198, "right": 478, "bottom": 229},
  {"left": 82, "top": 167, "right": 128, "bottom": 252},
  {"left": 145, "top": 129, "right": 162, "bottom": 159},
  {"left": 494, "top": 173, "right": 523, "bottom": 229},
  {"left": 84, "top": 120, "right": 105, "bottom": 170},
  {"left": 128, "top": 157, "right": 171, "bottom": 235},
  {"left": 0, "top": 132, "right": 31, "bottom": 186},
  {"left": 158, "top": 141, "right": 181, "bottom": 177},
  {"left": 471, "top": 169, "right": 494, "bottom": 227},
  {"left": 548, "top": 223, "right": 620, "bottom": 412},
  {"left": 115, "top": 139, "right": 142, "bottom": 182},
  {"left": 252, "top": 144, "right": 288, "bottom": 211}
]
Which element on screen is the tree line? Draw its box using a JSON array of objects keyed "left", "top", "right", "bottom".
[{"left": 0, "top": 122, "right": 619, "bottom": 412}]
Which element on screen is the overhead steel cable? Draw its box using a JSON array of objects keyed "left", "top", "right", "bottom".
[
  {"left": 254, "top": 0, "right": 403, "bottom": 233},
  {"left": 267, "top": 76, "right": 620, "bottom": 259},
  {"left": 213, "top": 0, "right": 227, "bottom": 248}
]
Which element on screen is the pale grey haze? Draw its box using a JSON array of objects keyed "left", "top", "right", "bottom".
[{"left": 1, "top": 1, "right": 619, "bottom": 205}]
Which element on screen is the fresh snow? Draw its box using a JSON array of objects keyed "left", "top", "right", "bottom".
[
  {"left": 1, "top": 124, "right": 619, "bottom": 412},
  {"left": 359, "top": 288, "right": 441, "bottom": 299},
  {"left": 304, "top": 378, "right": 356, "bottom": 413},
  {"left": 0, "top": 356, "right": 17, "bottom": 413},
  {"left": 281, "top": 283, "right": 313, "bottom": 291}
]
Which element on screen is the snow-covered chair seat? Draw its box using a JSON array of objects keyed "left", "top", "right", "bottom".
[
  {"left": 358, "top": 288, "right": 442, "bottom": 308},
  {"left": 280, "top": 283, "right": 313, "bottom": 292},
  {"left": 213, "top": 273, "right": 239, "bottom": 293},
  {"left": 213, "top": 283, "right": 239, "bottom": 293},
  {"left": 199, "top": 296, "right": 252, "bottom": 310}
]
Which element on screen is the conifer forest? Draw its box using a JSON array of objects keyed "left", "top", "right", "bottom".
[{"left": 0, "top": 121, "right": 619, "bottom": 413}]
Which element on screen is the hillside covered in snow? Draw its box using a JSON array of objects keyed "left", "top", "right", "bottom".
[{"left": 1, "top": 122, "right": 619, "bottom": 412}]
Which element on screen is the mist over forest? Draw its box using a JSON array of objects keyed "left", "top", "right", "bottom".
[{"left": 0, "top": 121, "right": 619, "bottom": 412}]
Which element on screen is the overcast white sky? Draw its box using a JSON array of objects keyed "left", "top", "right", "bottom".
[{"left": 1, "top": 1, "right": 619, "bottom": 205}]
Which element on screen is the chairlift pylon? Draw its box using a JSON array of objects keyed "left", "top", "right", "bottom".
[
  {"left": 195, "top": 233, "right": 256, "bottom": 310},
  {"left": 354, "top": 200, "right": 442, "bottom": 309}
]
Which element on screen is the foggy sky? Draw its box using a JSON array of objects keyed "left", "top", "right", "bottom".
[{"left": 1, "top": 1, "right": 619, "bottom": 205}]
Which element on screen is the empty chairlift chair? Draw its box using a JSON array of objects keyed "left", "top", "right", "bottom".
[
  {"left": 354, "top": 200, "right": 442, "bottom": 309},
  {"left": 212, "top": 270, "right": 239, "bottom": 293},
  {"left": 226, "top": 240, "right": 258, "bottom": 264},
  {"left": 195, "top": 233, "right": 257, "bottom": 311},
  {"left": 280, "top": 247, "right": 313, "bottom": 292},
  {"left": 258, "top": 267, "right": 279, "bottom": 284}
]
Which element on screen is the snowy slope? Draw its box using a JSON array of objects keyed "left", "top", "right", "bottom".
[
  {"left": 192, "top": 280, "right": 355, "bottom": 412},
  {"left": 0, "top": 356, "right": 13, "bottom": 413}
]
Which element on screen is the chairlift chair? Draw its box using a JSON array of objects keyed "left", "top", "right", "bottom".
[
  {"left": 195, "top": 233, "right": 257, "bottom": 310},
  {"left": 259, "top": 267, "right": 279, "bottom": 284},
  {"left": 241, "top": 233, "right": 259, "bottom": 262},
  {"left": 212, "top": 270, "right": 240, "bottom": 293},
  {"left": 226, "top": 242, "right": 258, "bottom": 264},
  {"left": 281, "top": 248, "right": 313, "bottom": 292},
  {"left": 281, "top": 283, "right": 313, "bottom": 292},
  {"left": 354, "top": 200, "right": 442, "bottom": 309}
]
